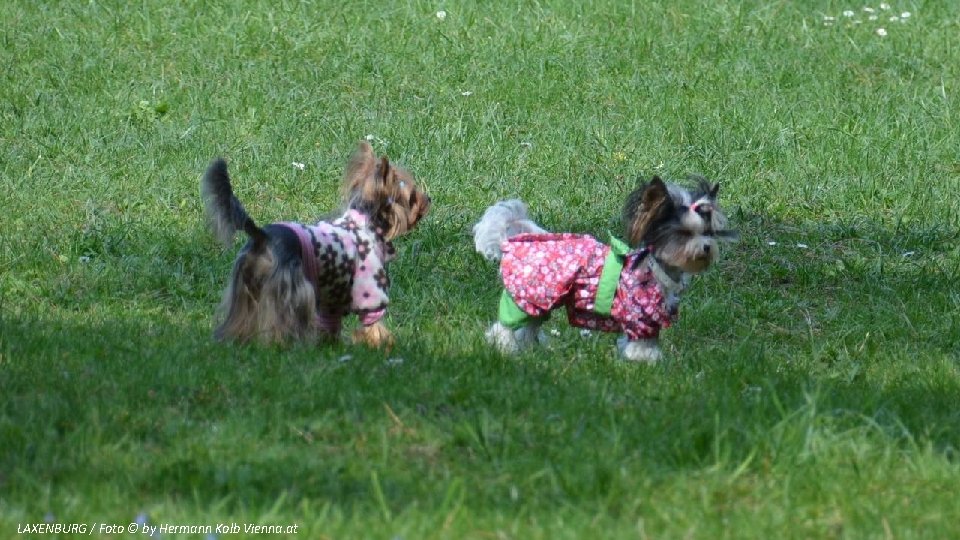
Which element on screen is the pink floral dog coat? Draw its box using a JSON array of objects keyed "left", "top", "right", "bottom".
[
  {"left": 499, "top": 233, "right": 675, "bottom": 339},
  {"left": 282, "top": 209, "right": 394, "bottom": 334}
]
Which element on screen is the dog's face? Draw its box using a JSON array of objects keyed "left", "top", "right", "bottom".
[
  {"left": 343, "top": 141, "right": 431, "bottom": 240},
  {"left": 623, "top": 176, "right": 735, "bottom": 273}
]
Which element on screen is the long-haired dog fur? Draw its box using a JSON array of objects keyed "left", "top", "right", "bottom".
[
  {"left": 202, "top": 141, "right": 430, "bottom": 348},
  {"left": 473, "top": 176, "right": 735, "bottom": 363}
]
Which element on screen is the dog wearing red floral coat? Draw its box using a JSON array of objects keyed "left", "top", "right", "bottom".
[
  {"left": 201, "top": 141, "right": 430, "bottom": 348},
  {"left": 473, "top": 176, "right": 735, "bottom": 363}
]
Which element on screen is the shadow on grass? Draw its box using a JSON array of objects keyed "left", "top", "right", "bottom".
[
  {"left": 1, "top": 204, "right": 958, "bottom": 517},
  {"left": 2, "top": 275, "right": 958, "bottom": 518}
]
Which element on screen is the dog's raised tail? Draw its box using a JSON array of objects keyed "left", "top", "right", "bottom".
[
  {"left": 472, "top": 199, "right": 547, "bottom": 261},
  {"left": 201, "top": 158, "right": 267, "bottom": 247}
]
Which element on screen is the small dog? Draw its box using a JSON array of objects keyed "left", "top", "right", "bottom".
[
  {"left": 473, "top": 176, "right": 735, "bottom": 363},
  {"left": 201, "top": 141, "right": 430, "bottom": 348}
]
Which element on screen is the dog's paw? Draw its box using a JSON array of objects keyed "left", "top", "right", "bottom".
[
  {"left": 352, "top": 322, "right": 395, "bottom": 351},
  {"left": 617, "top": 336, "right": 662, "bottom": 364},
  {"left": 485, "top": 322, "right": 520, "bottom": 354}
]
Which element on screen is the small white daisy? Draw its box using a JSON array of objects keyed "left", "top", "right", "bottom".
[
  {"left": 876, "top": 27, "right": 887, "bottom": 36},
  {"left": 862, "top": 6, "right": 875, "bottom": 13},
  {"left": 436, "top": 10, "right": 447, "bottom": 20},
  {"left": 901, "top": 11, "right": 911, "bottom": 18},
  {"left": 292, "top": 161, "right": 305, "bottom": 171},
  {"left": 796, "top": 243, "right": 809, "bottom": 249},
  {"left": 365, "top": 134, "right": 375, "bottom": 141},
  {"left": 461, "top": 90, "right": 473, "bottom": 96},
  {"left": 767, "top": 241, "right": 778, "bottom": 246},
  {"left": 879, "top": 2, "right": 890, "bottom": 9},
  {"left": 843, "top": 10, "right": 855, "bottom": 17},
  {"left": 823, "top": 15, "right": 836, "bottom": 21},
  {"left": 889, "top": 15, "right": 899, "bottom": 21},
  {"left": 868, "top": 14, "right": 878, "bottom": 21}
]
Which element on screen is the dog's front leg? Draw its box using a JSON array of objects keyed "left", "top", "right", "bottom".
[{"left": 353, "top": 321, "right": 395, "bottom": 351}]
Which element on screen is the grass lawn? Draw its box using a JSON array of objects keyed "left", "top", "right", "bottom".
[{"left": 2, "top": 0, "right": 959, "bottom": 538}]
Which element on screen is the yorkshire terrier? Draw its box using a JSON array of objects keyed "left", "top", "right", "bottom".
[
  {"left": 201, "top": 141, "right": 430, "bottom": 348},
  {"left": 473, "top": 176, "right": 736, "bottom": 363}
]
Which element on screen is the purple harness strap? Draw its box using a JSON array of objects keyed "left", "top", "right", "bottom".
[
  {"left": 284, "top": 224, "right": 341, "bottom": 332},
  {"left": 286, "top": 224, "right": 320, "bottom": 288}
]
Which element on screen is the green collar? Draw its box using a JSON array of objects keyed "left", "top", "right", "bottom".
[{"left": 594, "top": 235, "right": 632, "bottom": 316}]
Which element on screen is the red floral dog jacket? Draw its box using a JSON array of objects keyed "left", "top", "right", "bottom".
[{"left": 499, "top": 233, "right": 675, "bottom": 339}]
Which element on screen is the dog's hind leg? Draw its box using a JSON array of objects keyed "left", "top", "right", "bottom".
[
  {"left": 485, "top": 319, "right": 546, "bottom": 354},
  {"left": 256, "top": 264, "right": 317, "bottom": 343},
  {"left": 214, "top": 244, "right": 275, "bottom": 342}
]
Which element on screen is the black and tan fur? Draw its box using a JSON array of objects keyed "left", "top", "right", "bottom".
[{"left": 201, "top": 141, "right": 430, "bottom": 347}]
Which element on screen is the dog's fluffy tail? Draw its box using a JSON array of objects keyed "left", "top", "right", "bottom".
[
  {"left": 201, "top": 158, "right": 268, "bottom": 246},
  {"left": 472, "top": 199, "right": 547, "bottom": 261}
]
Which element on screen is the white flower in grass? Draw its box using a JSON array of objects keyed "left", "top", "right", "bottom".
[
  {"left": 863, "top": 6, "right": 875, "bottom": 13},
  {"left": 292, "top": 161, "right": 305, "bottom": 171},
  {"left": 461, "top": 90, "right": 473, "bottom": 96},
  {"left": 823, "top": 15, "right": 836, "bottom": 22},
  {"left": 880, "top": 2, "right": 890, "bottom": 9},
  {"left": 890, "top": 15, "right": 899, "bottom": 22},
  {"left": 901, "top": 11, "right": 911, "bottom": 18},
  {"left": 843, "top": 10, "right": 855, "bottom": 17},
  {"left": 436, "top": 10, "right": 447, "bottom": 20},
  {"left": 337, "top": 354, "right": 353, "bottom": 363},
  {"left": 767, "top": 241, "right": 778, "bottom": 246},
  {"left": 868, "top": 14, "right": 878, "bottom": 20},
  {"left": 876, "top": 27, "right": 887, "bottom": 36},
  {"left": 796, "top": 243, "right": 809, "bottom": 249}
]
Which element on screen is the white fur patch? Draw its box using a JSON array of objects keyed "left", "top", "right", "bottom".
[
  {"left": 617, "top": 336, "right": 662, "bottom": 364},
  {"left": 485, "top": 321, "right": 545, "bottom": 354},
  {"left": 473, "top": 199, "right": 547, "bottom": 260}
]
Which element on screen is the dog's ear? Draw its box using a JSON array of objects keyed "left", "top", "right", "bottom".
[
  {"left": 709, "top": 182, "right": 720, "bottom": 199},
  {"left": 344, "top": 140, "right": 376, "bottom": 191},
  {"left": 624, "top": 176, "right": 670, "bottom": 246},
  {"left": 374, "top": 156, "right": 410, "bottom": 239},
  {"left": 377, "top": 156, "right": 392, "bottom": 185}
]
